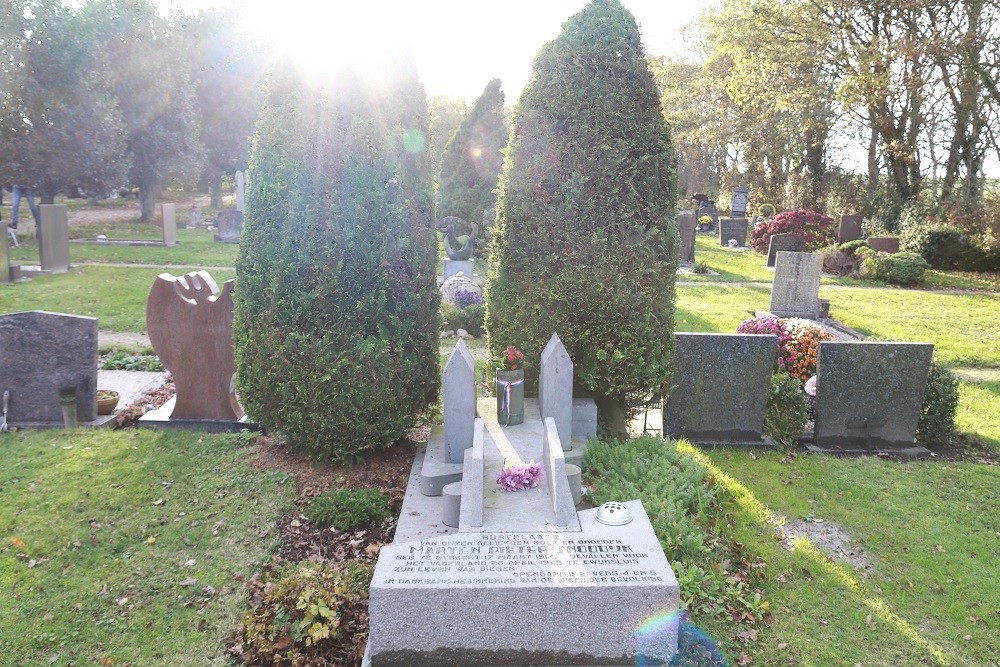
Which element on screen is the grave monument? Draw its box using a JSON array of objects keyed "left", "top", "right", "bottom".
[
  {"left": 730, "top": 186, "right": 749, "bottom": 217},
  {"left": 837, "top": 215, "right": 862, "bottom": 243},
  {"left": 868, "top": 236, "right": 900, "bottom": 254},
  {"left": 769, "top": 251, "right": 823, "bottom": 319},
  {"left": 438, "top": 216, "right": 477, "bottom": 280},
  {"left": 719, "top": 217, "right": 748, "bottom": 247},
  {"left": 677, "top": 210, "right": 696, "bottom": 264},
  {"left": 214, "top": 209, "right": 244, "bottom": 243},
  {"left": 161, "top": 203, "right": 177, "bottom": 246},
  {"left": 766, "top": 233, "right": 804, "bottom": 267},
  {"left": 39, "top": 204, "right": 70, "bottom": 272}
]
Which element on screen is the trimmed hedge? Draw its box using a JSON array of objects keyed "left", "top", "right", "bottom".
[
  {"left": 233, "top": 55, "right": 440, "bottom": 461},
  {"left": 486, "top": 0, "right": 678, "bottom": 435}
]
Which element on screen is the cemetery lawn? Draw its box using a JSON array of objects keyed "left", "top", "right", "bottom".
[
  {"left": 697, "top": 447, "right": 999, "bottom": 667},
  {"left": 0, "top": 428, "right": 295, "bottom": 666}
]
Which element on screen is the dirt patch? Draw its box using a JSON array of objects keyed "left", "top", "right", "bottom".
[{"left": 782, "top": 516, "right": 871, "bottom": 570}]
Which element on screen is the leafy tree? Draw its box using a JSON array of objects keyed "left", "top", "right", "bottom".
[
  {"left": 437, "top": 78, "right": 507, "bottom": 225},
  {"left": 234, "top": 53, "right": 439, "bottom": 461},
  {"left": 427, "top": 94, "right": 468, "bottom": 182},
  {"left": 0, "top": 0, "right": 128, "bottom": 203},
  {"left": 85, "top": 0, "right": 203, "bottom": 221},
  {"left": 486, "top": 0, "right": 678, "bottom": 436}
]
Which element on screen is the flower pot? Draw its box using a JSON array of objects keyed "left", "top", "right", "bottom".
[
  {"left": 96, "top": 390, "right": 120, "bottom": 415},
  {"left": 495, "top": 369, "right": 524, "bottom": 426}
]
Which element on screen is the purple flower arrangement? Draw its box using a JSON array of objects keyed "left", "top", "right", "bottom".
[
  {"left": 496, "top": 459, "right": 543, "bottom": 491},
  {"left": 453, "top": 289, "right": 484, "bottom": 309},
  {"left": 736, "top": 315, "right": 793, "bottom": 371}
]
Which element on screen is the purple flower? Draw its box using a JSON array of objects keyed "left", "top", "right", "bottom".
[
  {"left": 496, "top": 460, "right": 543, "bottom": 491},
  {"left": 453, "top": 289, "right": 484, "bottom": 309}
]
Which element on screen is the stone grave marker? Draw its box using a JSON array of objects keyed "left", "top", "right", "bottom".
[
  {"left": 838, "top": 214, "right": 863, "bottom": 243},
  {"left": 443, "top": 339, "right": 476, "bottom": 464},
  {"left": 161, "top": 203, "right": 177, "bottom": 246},
  {"left": 766, "top": 233, "right": 804, "bottom": 267},
  {"left": 813, "top": 341, "right": 933, "bottom": 452},
  {"left": 770, "top": 251, "right": 823, "bottom": 318},
  {"left": 662, "top": 333, "right": 776, "bottom": 446},
  {"left": 442, "top": 259, "right": 474, "bottom": 281},
  {"left": 731, "top": 186, "right": 749, "bottom": 217},
  {"left": 187, "top": 205, "right": 201, "bottom": 229},
  {"left": 0, "top": 228, "right": 9, "bottom": 283},
  {"left": 696, "top": 204, "right": 719, "bottom": 230},
  {"left": 145, "top": 270, "right": 241, "bottom": 421},
  {"left": 0, "top": 311, "right": 98, "bottom": 424},
  {"left": 440, "top": 273, "right": 481, "bottom": 304},
  {"left": 235, "top": 170, "right": 246, "bottom": 213},
  {"left": 214, "top": 209, "right": 244, "bottom": 243},
  {"left": 719, "top": 217, "right": 748, "bottom": 247},
  {"left": 868, "top": 236, "right": 900, "bottom": 253},
  {"left": 539, "top": 332, "right": 573, "bottom": 450},
  {"left": 678, "top": 210, "right": 696, "bottom": 263},
  {"left": 39, "top": 204, "right": 70, "bottom": 272}
]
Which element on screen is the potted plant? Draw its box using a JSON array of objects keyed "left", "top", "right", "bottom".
[
  {"left": 96, "top": 389, "right": 120, "bottom": 415},
  {"left": 495, "top": 345, "right": 526, "bottom": 426}
]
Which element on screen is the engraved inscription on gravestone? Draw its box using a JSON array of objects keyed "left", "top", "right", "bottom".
[
  {"left": 769, "top": 252, "right": 822, "bottom": 319},
  {"left": 766, "top": 233, "right": 804, "bottom": 267},
  {"left": 731, "top": 187, "right": 749, "bottom": 217},
  {"left": 719, "top": 218, "right": 748, "bottom": 247}
]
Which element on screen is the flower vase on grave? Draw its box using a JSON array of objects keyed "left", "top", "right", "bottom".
[{"left": 495, "top": 369, "right": 524, "bottom": 426}]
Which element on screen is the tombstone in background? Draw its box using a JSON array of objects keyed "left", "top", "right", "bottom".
[
  {"left": 770, "top": 251, "right": 823, "bottom": 319},
  {"left": 868, "top": 236, "right": 900, "bottom": 253},
  {"left": 145, "top": 270, "right": 241, "bottom": 421},
  {"left": 662, "top": 333, "right": 776, "bottom": 446},
  {"left": 766, "top": 233, "right": 804, "bottom": 267},
  {"left": 677, "top": 210, "right": 696, "bottom": 263},
  {"left": 814, "top": 341, "right": 933, "bottom": 452},
  {"left": 235, "top": 170, "right": 246, "bottom": 213},
  {"left": 443, "top": 339, "right": 476, "bottom": 464},
  {"left": 696, "top": 204, "right": 719, "bottom": 230},
  {"left": 39, "top": 204, "right": 70, "bottom": 272},
  {"left": 214, "top": 209, "right": 244, "bottom": 243},
  {"left": 440, "top": 273, "right": 481, "bottom": 305},
  {"left": 0, "top": 311, "right": 98, "bottom": 424},
  {"left": 539, "top": 332, "right": 573, "bottom": 449},
  {"left": 0, "top": 229, "right": 9, "bottom": 283},
  {"left": 160, "top": 203, "right": 177, "bottom": 246},
  {"left": 719, "top": 217, "right": 748, "bottom": 247},
  {"left": 838, "top": 214, "right": 863, "bottom": 243},
  {"left": 730, "top": 187, "right": 749, "bottom": 217},
  {"left": 187, "top": 205, "right": 201, "bottom": 229}
]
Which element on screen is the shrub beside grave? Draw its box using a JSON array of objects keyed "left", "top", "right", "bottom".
[
  {"left": 486, "top": 0, "right": 678, "bottom": 434},
  {"left": 749, "top": 209, "right": 836, "bottom": 254},
  {"left": 304, "top": 488, "right": 391, "bottom": 531},
  {"left": 234, "top": 56, "right": 440, "bottom": 461},
  {"left": 860, "top": 250, "right": 929, "bottom": 285},
  {"left": 900, "top": 222, "right": 966, "bottom": 269},
  {"left": 917, "top": 361, "right": 959, "bottom": 444},
  {"left": 763, "top": 371, "right": 809, "bottom": 451}
]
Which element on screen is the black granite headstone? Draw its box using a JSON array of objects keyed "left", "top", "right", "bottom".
[
  {"left": 719, "top": 218, "right": 748, "bottom": 247},
  {"left": 766, "top": 233, "right": 804, "bottom": 267},
  {"left": 731, "top": 187, "right": 749, "bottom": 218}
]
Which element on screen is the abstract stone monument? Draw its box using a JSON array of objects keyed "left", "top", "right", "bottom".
[
  {"left": 0, "top": 311, "right": 98, "bottom": 424},
  {"left": 437, "top": 216, "right": 478, "bottom": 261},
  {"left": 770, "top": 252, "right": 823, "bottom": 319},
  {"left": 145, "top": 270, "right": 241, "bottom": 421},
  {"left": 214, "top": 209, "right": 244, "bottom": 243},
  {"left": 39, "top": 204, "right": 70, "bottom": 272},
  {"left": 678, "top": 210, "right": 696, "bottom": 263}
]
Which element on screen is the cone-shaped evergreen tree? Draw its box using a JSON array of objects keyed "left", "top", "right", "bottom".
[
  {"left": 486, "top": 0, "right": 678, "bottom": 435},
  {"left": 438, "top": 78, "right": 507, "bottom": 226},
  {"left": 234, "top": 53, "right": 440, "bottom": 460}
]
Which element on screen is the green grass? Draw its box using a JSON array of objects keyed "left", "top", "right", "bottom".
[
  {"left": 0, "top": 429, "right": 295, "bottom": 666},
  {"left": 680, "top": 234, "right": 775, "bottom": 282},
  {"left": 956, "top": 381, "right": 1000, "bottom": 451},
  {"left": 675, "top": 284, "right": 771, "bottom": 332},
  {"left": 0, "top": 265, "right": 236, "bottom": 332},
  {"left": 698, "top": 446, "right": 999, "bottom": 666},
  {"left": 10, "top": 228, "right": 239, "bottom": 268}
]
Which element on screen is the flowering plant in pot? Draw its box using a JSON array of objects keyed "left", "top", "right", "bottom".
[{"left": 494, "top": 345, "right": 526, "bottom": 425}]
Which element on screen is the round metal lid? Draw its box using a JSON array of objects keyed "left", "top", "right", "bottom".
[{"left": 595, "top": 501, "right": 632, "bottom": 526}]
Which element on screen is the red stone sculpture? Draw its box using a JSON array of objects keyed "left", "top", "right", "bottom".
[{"left": 146, "top": 270, "right": 243, "bottom": 420}]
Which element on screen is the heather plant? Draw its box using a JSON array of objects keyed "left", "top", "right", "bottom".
[
  {"left": 749, "top": 209, "right": 836, "bottom": 254},
  {"left": 452, "top": 289, "right": 484, "bottom": 309}
]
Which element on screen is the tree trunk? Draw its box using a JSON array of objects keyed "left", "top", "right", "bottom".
[
  {"left": 139, "top": 181, "right": 157, "bottom": 222},
  {"left": 594, "top": 392, "right": 629, "bottom": 440},
  {"left": 210, "top": 179, "right": 222, "bottom": 209}
]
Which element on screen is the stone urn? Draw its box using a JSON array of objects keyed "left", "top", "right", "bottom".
[{"left": 495, "top": 369, "right": 524, "bottom": 426}]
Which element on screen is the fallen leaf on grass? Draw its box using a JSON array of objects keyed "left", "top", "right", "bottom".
[
  {"left": 865, "top": 614, "right": 873, "bottom": 627},
  {"left": 180, "top": 577, "right": 197, "bottom": 587},
  {"left": 936, "top": 545, "right": 945, "bottom": 553},
  {"left": 102, "top": 658, "right": 113, "bottom": 666},
  {"left": 42, "top": 612, "right": 54, "bottom": 621},
  {"left": 146, "top": 536, "right": 157, "bottom": 545},
  {"left": 11, "top": 537, "right": 25, "bottom": 549},
  {"left": 116, "top": 597, "right": 128, "bottom": 607},
  {"left": 737, "top": 653, "right": 753, "bottom": 665},
  {"left": 28, "top": 558, "right": 50, "bottom": 568},
  {"left": 777, "top": 642, "right": 788, "bottom": 650},
  {"left": 801, "top": 568, "right": 814, "bottom": 582},
  {"left": 736, "top": 628, "right": 758, "bottom": 642},
  {"left": 184, "top": 559, "right": 196, "bottom": 567}
]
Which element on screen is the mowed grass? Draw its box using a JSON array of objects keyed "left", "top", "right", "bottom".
[
  {"left": 0, "top": 265, "right": 236, "bottom": 332},
  {"left": 0, "top": 429, "right": 295, "bottom": 666},
  {"left": 697, "top": 446, "right": 999, "bottom": 667},
  {"left": 956, "top": 381, "right": 1000, "bottom": 452}
]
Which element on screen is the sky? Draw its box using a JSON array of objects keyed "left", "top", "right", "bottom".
[{"left": 156, "top": 0, "right": 717, "bottom": 102}]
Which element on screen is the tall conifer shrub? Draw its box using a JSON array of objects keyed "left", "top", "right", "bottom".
[
  {"left": 486, "top": 0, "right": 678, "bottom": 435},
  {"left": 234, "top": 54, "right": 439, "bottom": 460}
]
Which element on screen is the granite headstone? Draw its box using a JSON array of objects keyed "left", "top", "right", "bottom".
[
  {"left": 677, "top": 211, "right": 697, "bottom": 263},
  {"left": 539, "top": 332, "right": 573, "bottom": 451},
  {"left": 766, "top": 233, "right": 804, "bottom": 267},
  {"left": 662, "top": 333, "right": 777, "bottom": 446},
  {"left": 161, "top": 203, "right": 177, "bottom": 246},
  {"left": 443, "top": 339, "right": 476, "bottom": 464},
  {"left": 0, "top": 311, "right": 97, "bottom": 423},
  {"left": 868, "top": 236, "right": 900, "bottom": 254},
  {"left": 814, "top": 342, "right": 933, "bottom": 451},
  {"left": 440, "top": 274, "right": 481, "bottom": 305},
  {"left": 696, "top": 204, "right": 719, "bottom": 230},
  {"left": 39, "top": 204, "right": 70, "bottom": 272},
  {"left": 731, "top": 187, "right": 749, "bottom": 217},
  {"left": 719, "top": 217, "right": 748, "bottom": 247},
  {"left": 837, "top": 215, "right": 863, "bottom": 243},
  {"left": 214, "top": 209, "right": 244, "bottom": 243},
  {"left": 769, "top": 252, "right": 823, "bottom": 318}
]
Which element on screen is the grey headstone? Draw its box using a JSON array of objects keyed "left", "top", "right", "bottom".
[
  {"left": 539, "top": 332, "right": 573, "bottom": 450},
  {"left": 662, "top": 333, "right": 776, "bottom": 445},
  {"left": 719, "top": 217, "right": 748, "bottom": 247},
  {"left": 814, "top": 342, "right": 933, "bottom": 450},
  {"left": 838, "top": 215, "right": 863, "bottom": 243},
  {"left": 235, "top": 170, "right": 245, "bottom": 213},
  {"left": 868, "top": 236, "right": 900, "bottom": 254},
  {"left": 443, "top": 339, "right": 476, "bottom": 464},
  {"left": 39, "top": 205, "right": 70, "bottom": 272},
  {"left": 188, "top": 206, "right": 201, "bottom": 229},
  {"left": 161, "top": 203, "right": 176, "bottom": 246},
  {"left": 696, "top": 204, "right": 719, "bottom": 228},
  {"left": 542, "top": 417, "right": 576, "bottom": 527},
  {"left": 440, "top": 274, "right": 481, "bottom": 305},
  {"left": 0, "top": 229, "right": 9, "bottom": 284},
  {"left": 0, "top": 311, "right": 98, "bottom": 423},
  {"left": 368, "top": 500, "right": 679, "bottom": 666},
  {"left": 442, "top": 259, "right": 474, "bottom": 281},
  {"left": 572, "top": 398, "right": 597, "bottom": 440},
  {"left": 214, "top": 209, "right": 244, "bottom": 243},
  {"left": 731, "top": 187, "right": 749, "bottom": 217},
  {"left": 677, "top": 211, "right": 696, "bottom": 263},
  {"left": 766, "top": 233, "right": 804, "bottom": 267},
  {"left": 458, "top": 418, "right": 485, "bottom": 528},
  {"left": 770, "top": 252, "right": 822, "bottom": 319}
]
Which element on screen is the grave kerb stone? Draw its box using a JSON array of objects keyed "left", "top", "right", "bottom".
[
  {"left": 161, "top": 203, "right": 177, "bottom": 246},
  {"left": 458, "top": 418, "right": 485, "bottom": 528},
  {"left": 766, "top": 233, "right": 804, "bottom": 267},
  {"left": 769, "top": 251, "right": 822, "bottom": 319},
  {"left": 542, "top": 417, "right": 576, "bottom": 528},
  {"left": 39, "top": 204, "right": 70, "bottom": 272},
  {"left": 539, "top": 332, "right": 573, "bottom": 450},
  {"left": 443, "top": 339, "right": 476, "bottom": 464}
]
